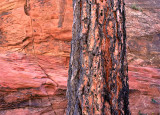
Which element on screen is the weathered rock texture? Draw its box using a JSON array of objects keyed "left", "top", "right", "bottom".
[
  {"left": 0, "top": 0, "right": 159, "bottom": 114},
  {"left": 125, "top": 0, "right": 160, "bottom": 114}
]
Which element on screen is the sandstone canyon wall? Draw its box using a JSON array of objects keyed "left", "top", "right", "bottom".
[{"left": 0, "top": 0, "right": 159, "bottom": 114}]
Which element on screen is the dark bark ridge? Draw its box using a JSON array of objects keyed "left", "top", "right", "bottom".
[{"left": 67, "top": 0, "right": 130, "bottom": 114}]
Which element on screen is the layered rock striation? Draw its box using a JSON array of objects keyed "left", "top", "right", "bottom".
[{"left": 0, "top": 0, "right": 159, "bottom": 114}]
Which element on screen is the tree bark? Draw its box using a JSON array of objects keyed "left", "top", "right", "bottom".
[{"left": 67, "top": 0, "right": 130, "bottom": 114}]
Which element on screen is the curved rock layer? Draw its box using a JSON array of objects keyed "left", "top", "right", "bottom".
[{"left": 0, "top": 0, "right": 159, "bottom": 114}]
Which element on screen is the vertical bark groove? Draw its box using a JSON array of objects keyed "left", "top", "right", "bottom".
[{"left": 67, "top": 0, "right": 130, "bottom": 114}]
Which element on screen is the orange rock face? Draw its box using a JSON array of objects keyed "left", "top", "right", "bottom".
[
  {"left": 0, "top": 0, "right": 159, "bottom": 114},
  {"left": 0, "top": 0, "right": 71, "bottom": 114}
]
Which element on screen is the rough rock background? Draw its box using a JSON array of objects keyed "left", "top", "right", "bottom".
[{"left": 0, "top": 0, "right": 159, "bottom": 114}]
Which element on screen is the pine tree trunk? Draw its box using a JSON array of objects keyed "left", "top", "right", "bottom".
[{"left": 67, "top": 0, "right": 130, "bottom": 114}]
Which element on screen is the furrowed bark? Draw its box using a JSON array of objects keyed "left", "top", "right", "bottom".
[{"left": 67, "top": 0, "right": 130, "bottom": 114}]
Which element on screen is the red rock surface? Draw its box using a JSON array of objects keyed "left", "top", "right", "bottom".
[{"left": 0, "top": 0, "right": 159, "bottom": 114}]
